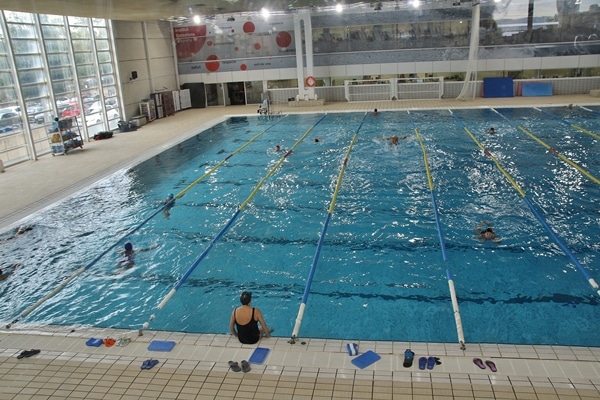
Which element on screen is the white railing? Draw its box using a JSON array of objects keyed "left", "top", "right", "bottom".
[
  {"left": 344, "top": 77, "right": 444, "bottom": 102},
  {"left": 344, "top": 79, "right": 393, "bottom": 102}
]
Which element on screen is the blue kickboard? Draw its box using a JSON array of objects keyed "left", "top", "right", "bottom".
[
  {"left": 86, "top": 338, "right": 103, "bottom": 347},
  {"left": 351, "top": 350, "right": 381, "bottom": 369},
  {"left": 147, "top": 340, "right": 176, "bottom": 352},
  {"left": 248, "top": 347, "right": 270, "bottom": 364}
]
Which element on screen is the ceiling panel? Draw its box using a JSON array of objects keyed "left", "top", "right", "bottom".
[{"left": 0, "top": 0, "right": 379, "bottom": 21}]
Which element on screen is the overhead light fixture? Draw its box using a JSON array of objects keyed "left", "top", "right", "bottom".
[
  {"left": 336, "top": 3, "right": 343, "bottom": 12},
  {"left": 193, "top": 15, "right": 201, "bottom": 23},
  {"left": 261, "top": 8, "right": 270, "bottom": 18}
]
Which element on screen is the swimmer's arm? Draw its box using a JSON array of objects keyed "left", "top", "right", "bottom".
[
  {"left": 229, "top": 310, "right": 238, "bottom": 337},
  {"left": 139, "top": 243, "right": 159, "bottom": 252},
  {"left": 255, "top": 308, "right": 270, "bottom": 338}
]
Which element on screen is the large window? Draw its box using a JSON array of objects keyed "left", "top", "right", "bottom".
[{"left": 0, "top": 10, "right": 121, "bottom": 166}]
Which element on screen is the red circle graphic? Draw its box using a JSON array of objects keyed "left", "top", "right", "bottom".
[
  {"left": 243, "top": 22, "right": 255, "bottom": 33},
  {"left": 276, "top": 31, "right": 292, "bottom": 48},
  {"left": 206, "top": 55, "right": 220, "bottom": 72}
]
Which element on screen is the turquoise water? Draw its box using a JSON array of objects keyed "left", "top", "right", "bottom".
[{"left": 0, "top": 108, "right": 598, "bottom": 345}]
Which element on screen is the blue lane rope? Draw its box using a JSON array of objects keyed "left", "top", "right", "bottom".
[
  {"left": 140, "top": 114, "right": 328, "bottom": 335},
  {"left": 534, "top": 107, "right": 600, "bottom": 141},
  {"left": 410, "top": 110, "right": 465, "bottom": 349},
  {"left": 6, "top": 116, "right": 287, "bottom": 329},
  {"left": 493, "top": 108, "right": 600, "bottom": 185},
  {"left": 289, "top": 112, "right": 366, "bottom": 343},
  {"left": 452, "top": 110, "right": 600, "bottom": 297},
  {"left": 7, "top": 201, "right": 170, "bottom": 328}
]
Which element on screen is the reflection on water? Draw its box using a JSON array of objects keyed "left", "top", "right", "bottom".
[{"left": 0, "top": 109, "right": 598, "bottom": 345}]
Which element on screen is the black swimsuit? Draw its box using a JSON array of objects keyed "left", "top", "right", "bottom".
[{"left": 235, "top": 307, "right": 260, "bottom": 344}]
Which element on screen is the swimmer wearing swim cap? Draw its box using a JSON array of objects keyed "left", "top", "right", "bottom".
[
  {"left": 163, "top": 193, "right": 175, "bottom": 218},
  {"left": 475, "top": 221, "right": 501, "bottom": 243},
  {"left": 118, "top": 242, "right": 135, "bottom": 268}
]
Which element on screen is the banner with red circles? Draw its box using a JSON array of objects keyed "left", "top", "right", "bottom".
[{"left": 175, "top": 17, "right": 297, "bottom": 74}]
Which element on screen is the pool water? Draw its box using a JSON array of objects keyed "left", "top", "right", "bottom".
[{"left": 0, "top": 108, "right": 598, "bottom": 346}]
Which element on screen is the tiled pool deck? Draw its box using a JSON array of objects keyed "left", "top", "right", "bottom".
[{"left": 1, "top": 95, "right": 599, "bottom": 399}]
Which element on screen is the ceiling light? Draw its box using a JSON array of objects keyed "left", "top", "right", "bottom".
[
  {"left": 261, "top": 8, "right": 270, "bottom": 18},
  {"left": 336, "top": 4, "right": 343, "bottom": 12},
  {"left": 193, "top": 15, "right": 201, "bottom": 23}
]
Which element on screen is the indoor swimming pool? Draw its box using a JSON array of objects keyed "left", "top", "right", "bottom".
[{"left": 0, "top": 106, "right": 598, "bottom": 346}]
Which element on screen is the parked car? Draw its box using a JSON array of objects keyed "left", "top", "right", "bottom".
[
  {"left": 26, "top": 104, "right": 45, "bottom": 124},
  {"left": 61, "top": 104, "right": 82, "bottom": 118},
  {"left": 84, "top": 108, "right": 119, "bottom": 125},
  {"left": 0, "top": 110, "right": 22, "bottom": 131}
]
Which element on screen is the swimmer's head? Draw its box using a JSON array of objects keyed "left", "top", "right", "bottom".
[
  {"left": 167, "top": 193, "right": 174, "bottom": 199},
  {"left": 124, "top": 242, "right": 133, "bottom": 251},
  {"left": 240, "top": 291, "right": 252, "bottom": 305},
  {"left": 482, "top": 230, "right": 495, "bottom": 240},
  {"left": 275, "top": 145, "right": 281, "bottom": 151}
]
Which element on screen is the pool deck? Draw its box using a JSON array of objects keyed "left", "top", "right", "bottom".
[{"left": 1, "top": 94, "right": 600, "bottom": 399}]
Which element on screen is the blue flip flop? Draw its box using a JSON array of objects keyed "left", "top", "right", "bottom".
[
  {"left": 418, "top": 357, "right": 427, "bottom": 370},
  {"left": 141, "top": 359, "right": 159, "bottom": 370},
  {"left": 426, "top": 356, "right": 436, "bottom": 370}
]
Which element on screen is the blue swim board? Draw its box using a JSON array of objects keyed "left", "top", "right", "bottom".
[
  {"left": 351, "top": 350, "right": 381, "bottom": 369},
  {"left": 147, "top": 340, "right": 176, "bottom": 352},
  {"left": 249, "top": 347, "right": 270, "bottom": 364}
]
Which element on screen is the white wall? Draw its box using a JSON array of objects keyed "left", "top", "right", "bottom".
[{"left": 113, "top": 20, "right": 177, "bottom": 120}]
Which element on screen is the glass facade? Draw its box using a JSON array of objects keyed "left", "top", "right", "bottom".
[{"left": 0, "top": 11, "right": 121, "bottom": 166}]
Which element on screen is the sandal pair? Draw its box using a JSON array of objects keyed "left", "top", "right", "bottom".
[
  {"left": 228, "top": 360, "right": 251, "bottom": 373},
  {"left": 141, "top": 359, "right": 159, "bottom": 370}
]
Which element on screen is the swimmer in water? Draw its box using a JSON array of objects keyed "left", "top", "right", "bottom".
[
  {"left": 0, "top": 263, "right": 21, "bottom": 281},
  {"left": 117, "top": 242, "right": 158, "bottom": 269},
  {"left": 475, "top": 221, "right": 501, "bottom": 243},
  {"left": 383, "top": 135, "right": 408, "bottom": 145},
  {"left": 162, "top": 193, "right": 175, "bottom": 218},
  {"left": 118, "top": 242, "right": 136, "bottom": 268},
  {"left": 3, "top": 226, "right": 33, "bottom": 241}
]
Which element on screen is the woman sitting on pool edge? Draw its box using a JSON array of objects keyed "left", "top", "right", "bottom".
[
  {"left": 476, "top": 221, "right": 501, "bottom": 242},
  {"left": 229, "top": 291, "right": 271, "bottom": 344}
]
